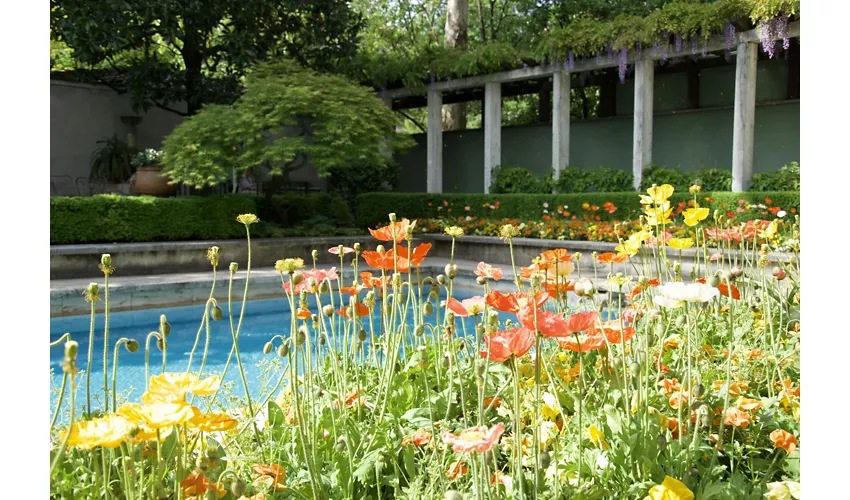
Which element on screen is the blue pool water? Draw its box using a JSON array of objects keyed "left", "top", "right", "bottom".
[{"left": 49, "top": 288, "right": 514, "bottom": 418}]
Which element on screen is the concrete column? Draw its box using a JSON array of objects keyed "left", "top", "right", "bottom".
[
  {"left": 552, "top": 71, "right": 570, "bottom": 181},
  {"left": 483, "top": 81, "right": 501, "bottom": 193},
  {"left": 632, "top": 58, "right": 655, "bottom": 191},
  {"left": 427, "top": 88, "right": 443, "bottom": 193},
  {"left": 732, "top": 42, "right": 757, "bottom": 192}
]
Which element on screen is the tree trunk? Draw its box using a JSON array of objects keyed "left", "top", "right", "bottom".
[
  {"left": 442, "top": 0, "right": 469, "bottom": 131},
  {"left": 182, "top": 31, "right": 204, "bottom": 116}
]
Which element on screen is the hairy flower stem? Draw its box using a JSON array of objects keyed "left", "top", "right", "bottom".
[
  {"left": 103, "top": 273, "right": 110, "bottom": 413},
  {"left": 112, "top": 340, "right": 124, "bottom": 411},
  {"left": 187, "top": 264, "right": 217, "bottom": 372},
  {"left": 50, "top": 376, "right": 76, "bottom": 476},
  {"left": 86, "top": 299, "right": 95, "bottom": 416},
  {"left": 51, "top": 371, "right": 68, "bottom": 431},
  {"left": 510, "top": 357, "right": 524, "bottom": 498}
]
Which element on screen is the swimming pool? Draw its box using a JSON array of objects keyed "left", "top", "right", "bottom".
[{"left": 49, "top": 286, "right": 520, "bottom": 417}]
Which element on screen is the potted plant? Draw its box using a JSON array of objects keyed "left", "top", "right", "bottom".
[
  {"left": 131, "top": 148, "right": 177, "bottom": 196},
  {"left": 90, "top": 135, "right": 137, "bottom": 192}
]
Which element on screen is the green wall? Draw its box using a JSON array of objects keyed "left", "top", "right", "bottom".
[{"left": 395, "top": 58, "right": 799, "bottom": 192}]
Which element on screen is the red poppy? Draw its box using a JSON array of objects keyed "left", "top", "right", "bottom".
[
  {"left": 252, "top": 464, "right": 287, "bottom": 491},
  {"left": 336, "top": 302, "right": 370, "bottom": 318},
  {"left": 358, "top": 271, "right": 387, "bottom": 289},
  {"left": 481, "top": 327, "right": 535, "bottom": 362},
  {"left": 626, "top": 278, "right": 660, "bottom": 300},
  {"left": 446, "top": 296, "right": 486, "bottom": 317},
  {"left": 593, "top": 320, "right": 636, "bottom": 343},
  {"left": 485, "top": 290, "right": 548, "bottom": 313},
  {"left": 557, "top": 331, "right": 606, "bottom": 352},
  {"left": 446, "top": 460, "right": 469, "bottom": 480},
  {"left": 696, "top": 277, "right": 740, "bottom": 300},
  {"left": 362, "top": 248, "right": 410, "bottom": 273},
  {"left": 328, "top": 246, "right": 355, "bottom": 255},
  {"left": 598, "top": 252, "right": 627, "bottom": 264},
  {"left": 517, "top": 307, "right": 569, "bottom": 337},
  {"left": 368, "top": 218, "right": 415, "bottom": 243}
]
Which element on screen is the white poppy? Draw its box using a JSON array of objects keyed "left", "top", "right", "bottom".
[{"left": 653, "top": 282, "right": 719, "bottom": 308}]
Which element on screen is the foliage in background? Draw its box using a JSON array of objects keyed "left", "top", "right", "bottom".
[
  {"left": 553, "top": 166, "right": 634, "bottom": 193},
  {"left": 641, "top": 164, "right": 693, "bottom": 192},
  {"left": 326, "top": 160, "right": 402, "bottom": 211},
  {"left": 51, "top": 0, "right": 363, "bottom": 115},
  {"left": 751, "top": 161, "right": 800, "bottom": 191},
  {"left": 50, "top": 194, "right": 353, "bottom": 244},
  {"left": 692, "top": 168, "right": 733, "bottom": 191},
  {"left": 161, "top": 60, "right": 414, "bottom": 188},
  {"left": 355, "top": 191, "right": 799, "bottom": 228},
  {"left": 490, "top": 166, "right": 549, "bottom": 194},
  {"left": 88, "top": 136, "right": 137, "bottom": 184}
]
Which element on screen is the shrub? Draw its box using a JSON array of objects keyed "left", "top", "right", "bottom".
[
  {"left": 355, "top": 191, "right": 800, "bottom": 229},
  {"left": 490, "top": 166, "right": 548, "bottom": 194},
  {"left": 751, "top": 162, "right": 800, "bottom": 191},
  {"left": 641, "top": 164, "right": 692, "bottom": 192},
  {"left": 51, "top": 194, "right": 353, "bottom": 244},
  {"left": 691, "top": 168, "right": 733, "bottom": 192}
]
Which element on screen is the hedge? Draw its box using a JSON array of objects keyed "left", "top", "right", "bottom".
[
  {"left": 355, "top": 192, "right": 800, "bottom": 228},
  {"left": 51, "top": 193, "right": 354, "bottom": 244}
]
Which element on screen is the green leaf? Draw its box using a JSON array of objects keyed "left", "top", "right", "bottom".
[{"left": 604, "top": 404, "right": 622, "bottom": 436}]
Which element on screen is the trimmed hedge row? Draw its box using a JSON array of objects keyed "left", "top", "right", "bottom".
[
  {"left": 51, "top": 194, "right": 354, "bottom": 244},
  {"left": 355, "top": 192, "right": 800, "bottom": 228}
]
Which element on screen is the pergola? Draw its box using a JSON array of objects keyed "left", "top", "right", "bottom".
[{"left": 382, "top": 21, "right": 800, "bottom": 194}]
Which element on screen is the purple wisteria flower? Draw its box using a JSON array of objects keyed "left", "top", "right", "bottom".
[
  {"left": 674, "top": 34, "right": 684, "bottom": 53},
  {"left": 618, "top": 49, "right": 628, "bottom": 83},
  {"left": 759, "top": 19, "right": 778, "bottom": 58},
  {"left": 568, "top": 50, "right": 575, "bottom": 71},
  {"left": 777, "top": 14, "right": 790, "bottom": 50},
  {"left": 635, "top": 41, "right": 642, "bottom": 59},
  {"left": 724, "top": 24, "right": 736, "bottom": 51}
]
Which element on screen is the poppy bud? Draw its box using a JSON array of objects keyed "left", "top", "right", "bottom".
[
  {"left": 475, "top": 359, "right": 486, "bottom": 379},
  {"left": 573, "top": 281, "right": 585, "bottom": 297},
  {"left": 446, "top": 311, "right": 455, "bottom": 323},
  {"left": 730, "top": 266, "right": 743, "bottom": 278},
  {"left": 657, "top": 433, "right": 667, "bottom": 452},
  {"left": 358, "top": 330, "right": 367, "bottom": 342},
  {"left": 444, "top": 491, "right": 463, "bottom": 500},
  {"left": 424, "top": 302, "right": 434, "bottom": 316},
  {"left": 156, "top": 338, "right": 166, "bottom": 351},
  {"left": 442, "top": 352, "right": 451, "bottom": 368},
  {"left": 707, "top": 275, "right": 720, "bottom": 288},
  {"left": 675, "top": 316, "right": 686, "bottom": 329},
  {"left": 377, "top": 244, "right": 385, "bottom": 253},
  {"left": 415, "top": 324, "right": 425, "bottom": 336},
  {"left": 429, "top": 284, "right": 440, "bottom": 298},
  {"left": 160, "top": 315, "right": 171, "bottom": 337},
  {"left": 195, "top": 456, "right": 211, "bottom": 472},
  {"left": 647, "top": 309, "right": 662, "bottom": 322},
  {"left": 319, "top": 334, "right": 326, "bottom": 346},
  {"left": 353, "top": 242, "right": 361, "bottom": 252},
  {"left": 279, "top": 342, "right": 290, "bottom": 357},
  {"left": 311, "top": 249, "right": 318, "bottom": 261},
  {"left": 335, "top": 436, "right": 347, "bottom": 453},
  {"left": 437, "top": 274, "right": 447, "bottom": 285},
  {"left": 693, "top": 383, "right": 705, "bottom": 398},
  {"left": 445, "top": 264, "right": 458, "bottom": 279},
  {"left": 581, "top": 279, "right": 595, "bottom": 296},
  {"left": 653, "top": 322, "right": 666, "bottom": 338},
  {"left": 291, "top": 273, "right": 304, "bottom": 287},
  {"left": 210, "top": 305, "right": 223, "bottom": 321},
  {"left": 320, "top": 281, "right": 331, "bottom": 294},
  {"left": 231, "top": 479, "right": 246, "bottom": 497},
  {"left": 126, "top": 339, "right": 140, "bottom": 353},
  {"left": 629, "top": 361, "right": 641, "bottom": 377},
  {"left": 540, "top": 451, "right": 551, "bottom": 469},
  {"left": 388, "top": 213, "right": 397, "bottom": 222},
  {"left": 296, "top": 327, "right": 307, "bottom": 346},
  {"left": 772, "top": 267, "right": 786, "bottom": 280},
  {"left": 263, "top": 342, "right": 273, "bottom": 355},
  {"left": 322, "top": 304, "right": 334, "bottom": 317},
  {"left": 64, "top": 340, "right": 79, "bottom": 359},
  {"left": 672, "top": 262, "right": 681, "bottom": 274},
  {"left": 476, "top": 323, "right": 485, "bottom": 336},
  {"left": 476, "top": 276, "right": 486, "bottom": 286},
  {"left": 229, "top": 262, "right": 238, "bottom": 274},
  {"left": 488, "top": 311, "right": 499, "bottom": 326}
]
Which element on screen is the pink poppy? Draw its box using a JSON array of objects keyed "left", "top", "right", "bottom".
[
  {"left": 474, "top": 262, "right": 503, "bottom": 281},
  {"left": 710, "top": 253, "right": 722, "bottom": 262},
  {"left": 328, "top": 246, "right": 355, "bottom": 255},
  {"left": 621, "top": 308, "right": 637, "bottom": 324},
  {"left": 481, "top": 327, "right": 535, "bottom": 362},
  {"left": 446, "top": 296, "right": 486, "bottom": 317},
  {"left": 441, "top": 422, "right": 505, "bottom": 453},
  {"left": 645, "top": 232, "right": 673, "bottom": 248}
]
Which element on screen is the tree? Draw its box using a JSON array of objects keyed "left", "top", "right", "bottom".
[
  {"left": 161, "top": 60, "right": 414, "bottom": 188},
  {"left": 51, "top": 0, "right": 364, "bottom": 116},
  {"left": 442, "top": 0, "right": 469, "bottom": 130}
]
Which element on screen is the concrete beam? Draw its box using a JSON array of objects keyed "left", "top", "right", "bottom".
[
  {"left": 427, "top": 88, "right": 443, "bottom": 193},
  {"left": 552, "top": 70, "right": 570, "bottom": 181},
  {"left": 384, "top": 21, "right": 799, "bottom": 100},
  {"left": 483, "top": 81, "right": 502, "bottom": 193},
  {"left": 632, "top": 58, "right": 654, "bottom": 191},
  {"left": 732, "top": 41, "right": 757, "bottom": 192}
]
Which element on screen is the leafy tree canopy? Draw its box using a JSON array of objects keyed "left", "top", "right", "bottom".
[
  {"left": 161, "top": 60, "right": 414, "bottom": 187},
  {"left": 50, "top": 0, "right": 364, "bottom": 115}
]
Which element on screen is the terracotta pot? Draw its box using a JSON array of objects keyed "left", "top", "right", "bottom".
[{"left": 132, "top": 166, "right": 177, "bottom": 197}]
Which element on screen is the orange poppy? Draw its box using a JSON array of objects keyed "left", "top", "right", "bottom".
[
  {"left": 362, "top": 248, "right": 410, "bottom": 273},
  {"left": 598, "top": 252, "right": 628, "bottom": 264},
  {"left": 769, "top": 429, "right": 797, "bottom": 454},
  {"left": 446, "top": 296, "right": 486, "bottom": 317},
  {"left": 336, "top": 302, "right": 370, "bottom": 318},
  {"left": 658, "top": 378, "right": 681, "bottom": 397},
  {"left": 723, "top": 407, "right": 751, "bottom": 428},
  {"left": 252, "top": 464, "right": 287, "bottom": 491},
  {"left": 669, "top": 391, "right": 689, "bottom": 410},
  {"left": 402, "top": 428, "right": 433, "bottom": 447},
  {"left": 626, "top": 278, "right": 660, "bottom": 300},
  {"left": 475, "top": 262, "right": 503, "bottom": 281},
  {"left": 369, "top": 218, "right": 415, "bottom": 243},
  {"left": 593, "top": 320, "right": 636, "bottom": 343},
  {"left": 557, "top": 331, "right": 606, "bottom": 352},
  {"left": 667, "top": 417, "right": 686, "bottom": 439},
  {"left": 736, "top": 397, "right": 763, "bottom": 412},
  {"left": 484, "top": 397, "right": 504, "bottom": 409},
  {"left": 296, "top": 307, "right": 312, "bottom": 320},
  {"left": 485, "top": 290, "right": 548, "bottom": 313},
  {"left": 695, "top": 277, "right": 740, "bottom": 300},
  {"left": 181, "top": 471, "right": 226, "bottom": 498},
  {"left": 481, "top": 327, "right": 535, "bottom": 362},
  {"left": 358, "top": 271, "right": 388, "bottom": 290},
  {"left": 335, "top": 389, "right": 366, "bottom": 409},
  {"left": 446, "top": 460, "right": 469, "bottom": 480},
  {"left": 397, "top": 242, "right": 432, "bottom": 268},
  {"left": 543, "top": 278, "right": 576, "bottom": 297}
]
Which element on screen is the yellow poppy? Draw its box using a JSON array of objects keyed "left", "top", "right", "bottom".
[
  {"left": 667, "top": 238, "right": 694, "bottom": 250},
  {"left": 136, "top": 402, "right": 201, "bottom": 429},
  {"left": 133, "top": 424, "right": 173, "bottom": 444},
  {"left": 117, "top": 403, "right": 146, "bottom": 424},
  {"left": 643, "top": 203, "right": 674, "bottom": 226},
  {"left": 188, "top": 412, "right": 239, "bottom": 433},
  {"left": 615, "top": 238, "right": 641, "bottom": 257},
  {"left": 759, "top": 221, "right": 779, "bottom": 239},
  {"left": 640, "top": 184, "right": 675, "bottom": 206},
  {"left": 541, "top": 393, "right": 560, "bottom": 421},
  {"left": 66, "top": 414, "right": 134, "bottom": 450},
  {"left": 645, "top": 476, "right": 694, "bottom": 500},
  {"left": 682, "top": 207, "right": 709, "bottom": 227},
  {"left": 586, "top": 425, "right": 609, "bottom": 450},
  {"left": 147, "top": 373, "right": 222, "bottom": 402}
]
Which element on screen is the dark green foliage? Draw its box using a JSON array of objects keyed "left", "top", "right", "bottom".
[
  {"left": 51, "top": 194, "right": 353, "bottom": 244},
  {"left": 490, "top": 166, "right": 549, "bottom": 194},
  {"left": 641, "top": 164, "right": 692, "bottom": 192},
  {"left": 327, "top": 161, "right": 401, "bottom": 211},
  {"left": 355, "top": 191, "right": 800, "bottom": 228},
  {"left": 555, "top": 166, "right": 634, "bottom": 193},
  {"left": 89, "top": 136, "right": 137, "bottom": 183},
  {"left": 751, "top": 162, "right": 800, "bottom": 191},
  {"left": 691, "top": 168, "right": 733, "bottom": 192}
]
